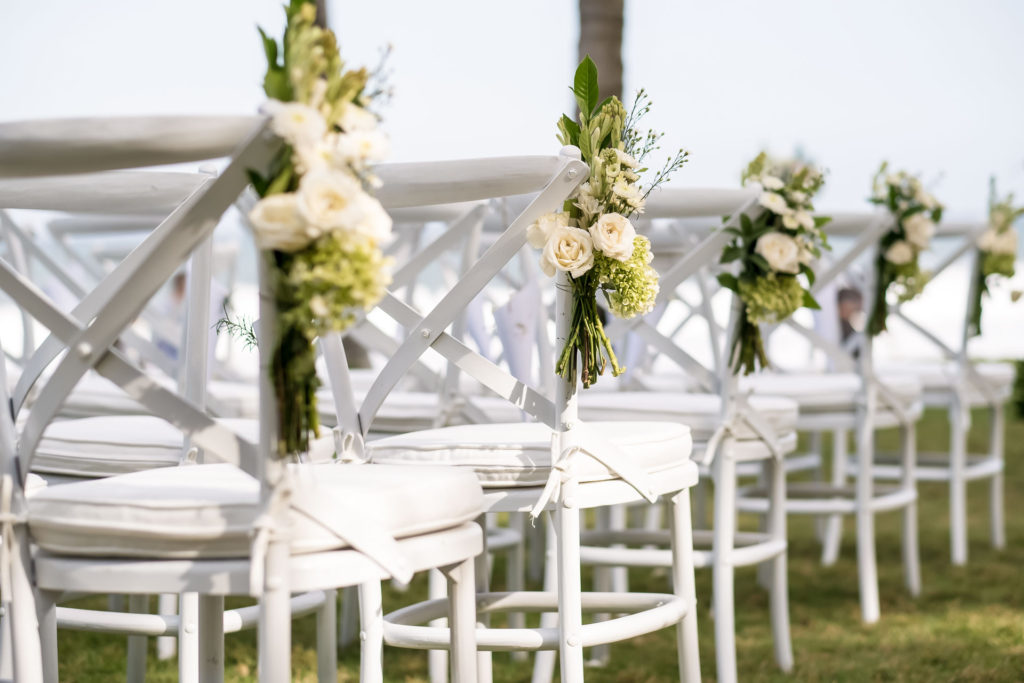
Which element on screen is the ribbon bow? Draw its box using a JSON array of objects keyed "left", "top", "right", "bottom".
[{"left": 702, "top": 391, "right": 783, "bottom": 467}]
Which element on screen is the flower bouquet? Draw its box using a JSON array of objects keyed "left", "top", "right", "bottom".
[
  {"left": 866, "top": 163, "right": 943, "bottom": 336},
  {"left": 248, "top": 0, "right": 393, "bottom": 457},
  {"left": 717, "top": 152, "right": 830, "bottom": 375},
  {"left": 526, "top": 56, "right": 687, "bottom": 388},
  {"left": 969, "top": 179, "right": 1022, "bottom": 336}
]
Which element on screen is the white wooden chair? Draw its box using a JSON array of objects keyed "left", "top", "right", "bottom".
[
  {"left": 0, "top": 115, "right": 485, "bottom": 683},
  {"left": 320, "top": 147, "right": 702, "bottom": 683},
  {"left": 871, "top": 219, "right": 1017, "bottom": 565}
]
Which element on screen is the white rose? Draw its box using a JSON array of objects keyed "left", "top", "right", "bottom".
[
  {"left": 758, "top": 191, "right": 792, "bottom": 216},
  {"left": 914, "top": 186, "right": 936, "bottom": 210},
  {"left": 540, "top": 226, "right": 595, "bottom": 278},
  {"left": 588, "top": 212, "right": 636, "bottom": 262},
  {"left": 992, "top": 228, "right": 1018, "bottom": 255},
  {"left": 263, "top": 100, "right": 327, "bottom": 148},
  {"left": 612, "top": 177, "right": 645, "bottom": 210},
  {"left": 884, "top": 240, "right": 914, "bottom": 265},
  {"left": 296, "top": 169, "right": 365, "bottom": 230},
  {"left": 338, "top": 101, "right": 379, "bottom": 132},
  {"left": 248, "top": 193, "right": 315, "bottom": 252},
  {"left": 527, "top": 212, "right": 569, "bottom": 249},
  {"left": 782, "top": 213, "right": 799, "bottom": 230},
  {"left": 613, "top": 148, "right": 639, "bottom": 168},
  {"left": 903, "top": 212, "right": 935, "bottom": 250},
  {"left": 760, "top": 175, "right": 785, "bottom": 191},
  {"left": 977, "top": 228, "right": 998, "bottom": 252},
  {"left": 334, "top": 129, "right": 391, "bottom": 166},
  {"left": 789, "top": 190, "right": 808, "bottom": 205},
  {"left": 293, "top": 134, "right": 337, "bottom": 174},
  {"left": 350, "top": 192, "right": 393, "bottom": 243},
  {"left": 755, "top": 231, "right": 801, "bottom": 274}
]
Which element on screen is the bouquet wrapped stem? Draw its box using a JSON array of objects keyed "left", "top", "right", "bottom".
[{"left": 556, "top": 272, "right": 622, "bottom": 388}]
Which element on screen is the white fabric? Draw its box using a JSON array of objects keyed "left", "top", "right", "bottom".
[
  {"left": 60, "top": 372, "right": 177, "bottom": 418},
  {"left": 577, "top": 392, "right": 797, "bottom": 442},
  {"left": 877, "top": 361, "right": 1015, "bottom": 402},
  {"left": 317, "top": 389, "right": 528, "bottom": 433},
  {"left": 28, "top": 462, "right": 482, "bottom": 559},
  {"left": 740, "top": 372, "right": 921, "bottom": 413},
  {"left": 369, "top": 421, "right": 692, "bottom": 488}
]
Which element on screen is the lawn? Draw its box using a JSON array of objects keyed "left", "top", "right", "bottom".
[{"left": 55, "top": 406, "right": 1024, "bottom": 681}]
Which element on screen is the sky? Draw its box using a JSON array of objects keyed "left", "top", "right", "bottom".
[{"left": 3, "top": 0, "right": 1024, "bottom": 218}]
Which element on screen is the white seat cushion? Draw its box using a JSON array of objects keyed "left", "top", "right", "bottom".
[
  {"left": 60, "top": 372, "right": 176, "bottom": 418},
  {"left": 28, "top": 463, "right": 482, "bottom": 559},
  {"left": 318, "top": 390, "right": 530, "bottom": 433},
  {"left": 33, "top": 417, "right": 334, "bottom": 478},
  {"left": 578, "top": 392, "right": 798, "bottom": 442},
  {"left": 369, "top": 421, "right": 692, "bottom": 488},
  {"left": 740, "top": 372, "right": 922, "bottom": 413},
  {"left": 877, "top": 361, "right": 1015, "bottom": 403}
]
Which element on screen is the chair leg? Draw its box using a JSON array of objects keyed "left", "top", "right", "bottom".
[
  {"left": 670, "top": 489, "right": 701, "bottom": 683},
  {"left": 444, "top": 558, "right": 479, "bottom": 683},
  {"left": 711, "top": 454, "right": 738, "bottom": 683},
  {"left": 156, "top": 594, "right": 177, "bottom": 661},
  {"left": 358, "top": 582, "right": 384, "bottom": 683},
  {"left": 821, "top": 428, "right": 847, "bottom": 567},
  {"left": 949, "top": 401, "right": 969, "bottom": 566},
  {"left": 198, "top": 595, "right": 225, "bottom": 683},
  {"left": 989, "top": 403, "right": 1006, "bottom": 550},
  {"left": 35, "top": 589, "right": 58, "bottom": 683},
  {"left": 900, "top": 422, "right": 921, "bottom": 597},
  {"left": 9, "top": 531, "right": 45, "bottom": 683},
  {"left": 854, "top": 421, "right": 880, "bottom": 624},
  {"left": 126, "top": 594, "right": 149, "bottom": 683},
  {"left": 767, "top": 456, "right": 793, "bottom": 672},
  {"left": 530, "top": 514, "right": 558, "bottom": 683},
  {"left": 507, "top": 514, "right": 527, "bottom": 663},
  {"left": 427, "top": 569, "right": 449, "bottom": 683},
  {"left": 588, "top": 507, "right": 612, "bottom": 667},
  {"left": 0, "top": 604, "right": 12, "bottom": 681},
  {"left": 316, "top": 589, "right": 337, "bottom": 683},
  {"left": 693, "top": 478, "right": 709, "bottom": 530},
  {"left": 178, "top": 593, "right": 199, "bottom": 683},
  {"left": 474, "top": 515, "right": 493, "bottom": 683},
  {"left": 555, "top": 481, "right": 585, "bottom": 683},
  {"left": 258, "top": 540, "right": 292, "bottom": 682}
]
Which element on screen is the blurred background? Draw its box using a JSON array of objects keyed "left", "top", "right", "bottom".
[{"left": 1, "top": 0, "right": 1021, "bottom": 358}]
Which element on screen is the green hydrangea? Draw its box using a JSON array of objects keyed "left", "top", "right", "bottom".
[
  {"left": 888, "top": 259, "right": 929, "bottom": 303},
  {"left": 593, "top": 236, "right": 659, "bottom": 319},
  {"left": 737, "top": 273, "right": 804, "bottom": 325},
  {"left": 982, "top": 251, "right": 1016, "bottom": 279}
]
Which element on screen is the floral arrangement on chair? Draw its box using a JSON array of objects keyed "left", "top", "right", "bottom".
[
  {"left": 866, "top": 163, "right": 943, "bottom": 336},
  {"left": 526, "top": 56, "right": 688, "bottom": 388},
  {"left": 969, "top": 179, "right": 1022, "bottom": 336},
  {"left": 247, "top": 0, "right": 393, "bottom": 457},
  {"left": 717, "top": 152, "right": 831, "bottom": 375}
]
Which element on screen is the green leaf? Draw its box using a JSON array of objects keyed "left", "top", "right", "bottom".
[
  {"left": 247, "top": 170, "right": 269, "bottom": 197},
  {"left": 721, "top": 245, "right": 744, "bottom": 263},
  {"left": 813, "top": 215, "right": 832, "bottom": 228},
  {"left": 559, "top": 114, "right": 580, "bottom": 146},
  {"left": 257, "top": 27, "right": 279, "bottom": 68},
  {"left": 750, "top": 253, "right": 771, "bottom": 272},
  {"left": 592, "top": 95, "right": 614, "bottom": 117},
  {"left": 802, "top": 290, "right": 821, "bottom": 310},
  {"left": 263, "top": 67, "right": 291, "bottom": 100},
  {"left": 800, "top": 262, "right": 816, "bottom": 287},
  {"left": 717, "top": 273, "right": 739, "bottom": 292},
  {"left": 265, "top": 165, "right": 294, "bottom": 196},
  {"left": 739, "top": 213, "right": 753, "bottom": 232},
  {"left": 574, "top": 56, "right": 600, "bottom": 117}
]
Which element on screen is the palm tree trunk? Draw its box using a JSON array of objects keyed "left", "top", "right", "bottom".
[
  {"left": 315, "top": 0, "right": 328, "bottom": 28},
  {"left": 578, "top": 0, "right": 624, "bottom": 99}
]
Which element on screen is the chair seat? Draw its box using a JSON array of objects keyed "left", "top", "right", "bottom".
[
  {"left": 577, "top": 392, "right": 798, "bottom": 442},
  {"left": 33, "top": 416, "right": 336, "bottom": 478},
  {"left": 740, "top": 372, "right": 922, "bottom": 414},
  {"left": 877, "top": 361, "right": 1015, "bottom": 405},
  {"left": 319, "top": 390, "right": 530, "bottom": 433},
  {"left": 27, "top": 463, "right": 482, "bottom": 559},
  {"left": 369, "top": 421, "right": 693, "bottom": 488}
]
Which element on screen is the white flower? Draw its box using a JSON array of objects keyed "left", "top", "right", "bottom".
[
  {"left": 796, "top": 235, "right": 815, "bottom": 265},
  {"left": 760, "top": 175, "right": 785, "bottom": 191},
  {"left": 334, "top": 129, "right": 391, "bottom": 166},
  {"left": 350, "top": 193, "right": 393, "bottom": 243},
  {"left": 755, "top": 231, "right": 801, "bottom": 274},
  {"left": 612, "top": 148, "right": 639, "bottom": 168},
  {"left": 588, "top": 212, "right": 636, "bottom": 262},
  {"left": 264, "top": 100, "right": 327, "bottom": 148},
  {"left": 296, "top": 169, "right": 365, "bottom": 230},
  {"left": 885, "top": 173, "right": 904, "bottom": 187},
  {"left": 338, "top": 101, "right": 379, "bottom": 132},
  {"left": 309, "top": 295, "right": 329, "bottom": 318},
  {"left": 574, "top": 189, "right": 601, "bottom": 222},
  {"left": 884, "top": 240, "right": 915, "bottom": 265},
  {"left": 782, "top": 213, "right": 800, "bottom": 230},
  {"left": 914, "top": 186, "right": 936, "bottom": 210},
  {"left": 248, "top": 193, "right": 314, "bottom": 252},
  {"left": 758, "top": 191, "right": 792, "bottom": 216},
  {"left": 293, "top": 134, "right": 337, "bottom": 174},
  {"left": 527, "top": 212, "right": 569, "bottom": 248},
  {"left": 978, "top": 228, "right": 998, "bottom": 252},
  {"left": 794, "top": 210, "right": 815, "bottom": 230},
  {"left": 540, "top": 226, "right": 595, "bottom": 278},
  {"left": 789, "top": 190, "right": 808, "bottom": 205},
  {"left": 612, "top": 177, "right": 645, "bottom": 210},
  {"left": 981, "top": 228, "right": 1018, "bottom": 255},
  {"left": 903, "top": 212, "right": 935, "bottom": 250}
]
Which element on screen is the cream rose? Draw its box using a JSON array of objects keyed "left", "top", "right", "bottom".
[
  {"left": 540, "top": 226, "right": 595, "bottom": 278},
  {"left": 991, "top": 228, "right": 1018, "bottom": 255},
  {"left": 884, "top": 240, "right": 915, "bottom": 265},
  {"left": 760, "top": 175, "right": 785, "bottom": 191},
  {"left": 755, "top": 231, "right": 801, "bottom": 274},
  {"left": 264, "top": 100, "right": 327, "bottom": 148},
  {"left": 296, "top": 169, "right": 365, "bottom": 230},
  {"left": 350, "top": 192, "right": 393, "bottom": 243},
  {"left": 527, "top": 212, "right": 569, "bottom": 248},
  {"left": 903, "top": 212, "right": 935, "bottom": 250},
  {"left": 758, "top": 191, "right": 792, "bottom": 216},
  {"left": 248, "top": 193, "right": 315, "bottom": 252},
  {"left": 588, "top": 212, "right": 636, "bottom": 262}
]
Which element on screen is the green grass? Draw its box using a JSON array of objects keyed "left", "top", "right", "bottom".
[{"left": 55, "top": 407, "right": 1024, "bottom": 681}]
